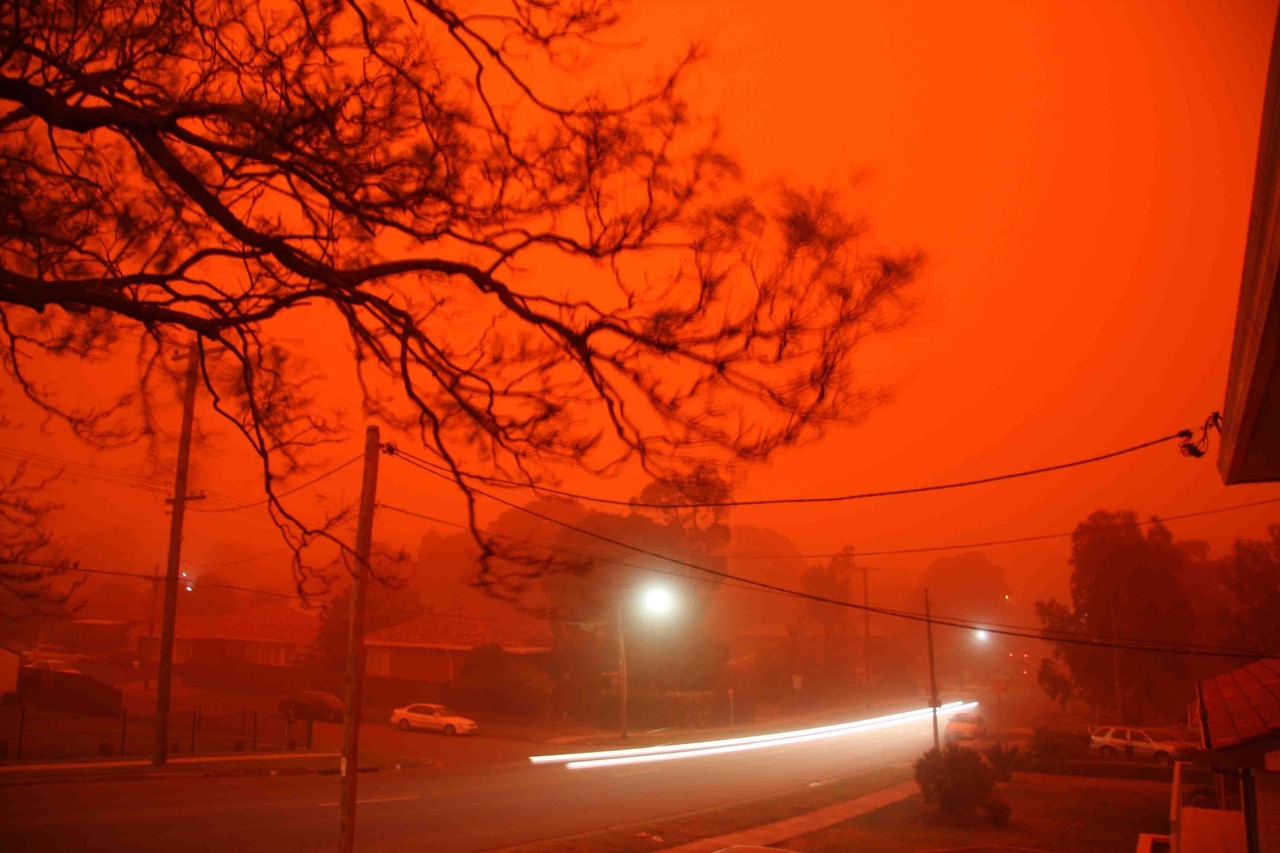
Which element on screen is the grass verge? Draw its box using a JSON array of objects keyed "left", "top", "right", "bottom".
[{"left": 781, "top": 771, "right": 1170, "bottom": 852}]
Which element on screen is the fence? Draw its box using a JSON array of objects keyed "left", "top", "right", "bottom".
[{"left": 0, "top": 703, "right": 314, "bottom": 761}]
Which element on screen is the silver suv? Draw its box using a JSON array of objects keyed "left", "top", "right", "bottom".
[{"left": 1089, "top": 726, "right": 1199, "bottom": 765}]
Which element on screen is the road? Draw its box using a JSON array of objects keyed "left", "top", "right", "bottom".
[{"left": 0, "top": 712, "right": 947, "bottom": 852}]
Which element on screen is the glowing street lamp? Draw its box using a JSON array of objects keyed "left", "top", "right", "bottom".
[
  {"left": 641, "top": 585, "right": 675, "bottom": 617},
  {"left": 618, "top": 583, "right": 677, "bottom": 740},
  {"left": 974, "top": 629, "right": 989, "bottom": 642}
]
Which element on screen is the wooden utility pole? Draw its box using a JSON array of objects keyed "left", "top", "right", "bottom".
[
  {"left": 339, "top": 426, "right": 382, "bottom": 853},
  {"left": 152, "top": 341, "right": 200, "bottom": 767},
  {"left": 618, "top": 602, "right": 629, "bottom": 740},
  {"left": 145, "top": 564, "right": 160, "bottom": 690},
  {"left": 925, "top": 588, "right": 940, "bottom": 751},
  {"left": 861, "top": 565, "right": 871, "bottom": 685}
]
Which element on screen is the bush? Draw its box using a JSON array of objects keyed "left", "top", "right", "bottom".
[
  {"left": 98, "top": 742, "right": 114, "bottom": 756},
  {"left": 914, "top": 745, "right": 1012, "bottom": 826},
  {"left": 983, "top": 791, "right": 1012, "bottom": 827},
  {"left": 452, "top": 644, "right": 555, "bottom": 718},
  {"left": 985, "top": 743, "right": 1019, "bottom": 782},
  {"left": 1030, "top": 727, "right": 1090, "bottom": 761}
]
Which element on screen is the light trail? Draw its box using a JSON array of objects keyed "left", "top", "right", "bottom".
[{"left": 530, "top": 701, "right": 977, "bottom": 770}]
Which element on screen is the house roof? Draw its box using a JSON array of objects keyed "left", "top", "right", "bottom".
[
  {"left": 365, "top": 612, "right": 551, "bottom": 653},
  {"left": 1198, "top": 658, "right": 1280, "bottom": 751},
  {"left": 169, "top": 604, "right": 320, "bottom": 645}
]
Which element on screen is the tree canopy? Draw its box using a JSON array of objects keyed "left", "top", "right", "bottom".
[
  {"left": 2, "top": 0, "right": 919, "bottom": 594},
  {"left": 1035, "top": 510, "right": 1195, "bottom": 723}
]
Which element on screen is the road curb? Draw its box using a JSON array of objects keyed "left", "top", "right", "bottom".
[
  {"left": 0, "top": 756, "right": 442, "bottom": 787},
  {"left": 658, "top": 779, "right": 920, "bottom": 852}
]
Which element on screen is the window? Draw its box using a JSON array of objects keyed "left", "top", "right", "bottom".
[
  {"left": 408, "top": 705, "right": 433, "bottom": 715},
  {"left": 1129, "top": 731, "right": 1151, "bottom": 744}
]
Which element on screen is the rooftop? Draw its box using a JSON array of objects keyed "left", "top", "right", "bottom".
[
  {"left": 162, "top": 604, "right": 320, "bottom": 645},
  {"left": 1198, "top": 658, "right": 1280, "bottom": 751},
  {"left": 365, "top": 612, "right": 551, "bottom": 653}
]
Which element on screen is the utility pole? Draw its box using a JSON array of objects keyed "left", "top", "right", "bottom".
[
  {"left": 145, "top": 564, "right": 160, "bottom": 690},
  {"left": 925, "top": 588, "right": 939, "bottom": 751},
  {"left": 339, "top": 426, "right": 382, "bottom": 853},
  {"left": 617, "top": 598, "right": 629, "bottom": 740},
  {"left": 861, "top": 565, "right": 871, "bottom": 685},
  {"left": 152, "top": 341, "right": 200, "bottom": 767}
]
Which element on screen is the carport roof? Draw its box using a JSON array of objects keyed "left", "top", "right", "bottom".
[{"left": 1198, "top": 658, "right": 1280, "bottom": 751}]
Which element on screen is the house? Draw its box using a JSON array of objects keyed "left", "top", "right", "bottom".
[
  {"left": 136, "top": 603, "right": 319, "bottom": 667},
  {"left": 1218, "top": 6, "right": 1280, "bottom": 486},
  {"left": 1144, "top": 659, "right": 1280, "bottom": 853},
  {"left": 364, "top": 611, "right": 552, "bottom": 682},
  {"left": 43, "top": 619, "right": 132, "bottom": 654},
  {"left": 0, "top": 646, "right": 19, "bottom": 698}
]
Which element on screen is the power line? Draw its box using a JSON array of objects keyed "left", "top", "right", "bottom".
[
  {"left": 379, "top": 503, "right": 767, "bottom": 596},
  {"left": 185, "top": 547, "right": 295, "bottom": 568},
  {"left": 377, "top": 499, "right": 1259, "bottom": 657},
  {"left": 726, "top": 495, "right": 1280, "bottom": 560},
  {"left": 7, "top": 560, "right": 297, "bottom": 599},
  {"left": 384, "top": 421, "right": 1208, "bottom": 509},
  {"left": 0, "top": 445, "right": 171, "bottom": 494},
  {"left": 379, "top": 453, "right": 1280, "bottom": 563},
  {"left": 188, "top": 455, "right": 363, "bottom": 513},
  {"left": 381, "top": 454, "right": 1269, "bottom": 660},
  {"left": 0, "top": 445, "right": 241, "bottom": 509}
]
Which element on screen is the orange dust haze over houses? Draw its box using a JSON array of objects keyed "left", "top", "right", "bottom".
[{"left": 3, "top": 3, "right": 1280, "bottom": 851}]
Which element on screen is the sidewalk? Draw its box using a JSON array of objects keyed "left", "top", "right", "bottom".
[
  {"left": 658, "top": 780, "right": 919, "bottom": 853},
  {"left": 0, "top": 750, "right": 346, "bottom": 786}
]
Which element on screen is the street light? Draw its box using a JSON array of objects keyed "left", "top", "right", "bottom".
[
  {"left": 641, "top": 585, "right": 675, "bottom": 617},
  {"left": 974, "top": 629, "right": 989, "bottom": 642},
  {"left": 618, "top": 583, "right": 676, "bottom": 740}
]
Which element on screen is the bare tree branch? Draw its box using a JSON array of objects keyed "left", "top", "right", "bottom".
[{"left": 1, "top": 0, "right": 921, "bottom": 599}]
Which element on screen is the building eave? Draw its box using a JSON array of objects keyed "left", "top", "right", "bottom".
[{"left": 1221, "top": 9, "right": 1280, "bottom": 485}]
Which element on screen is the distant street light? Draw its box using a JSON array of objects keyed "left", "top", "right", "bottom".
[
  {"left": 641, "top": 585, "right": 675, "bottom": 616},
  {"left": 975, "top": 629, "right": 989, "bottom": 642},
  {"left": 618, "top": 583, "right": 677, "bottom": 740}
]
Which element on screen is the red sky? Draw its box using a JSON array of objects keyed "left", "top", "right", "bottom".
[{"left": 5, "top": 0, "right": 1280, "bottom": 617}]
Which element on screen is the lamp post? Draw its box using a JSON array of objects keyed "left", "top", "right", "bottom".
[{"left": 617, "top": 584, "right": 676, "bottom": 740}]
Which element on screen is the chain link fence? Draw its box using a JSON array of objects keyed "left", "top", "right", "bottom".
[{"left": 0, "top": 703, "right": 316, "bottom": 761}]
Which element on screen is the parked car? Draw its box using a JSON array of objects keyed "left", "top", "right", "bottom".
[
  {"left": 1089, "top": 725, "right": 1199, "bottom": 764},
  {"left": 943, "top": 711, "right": 987, "bottom": 744},
  {"left": 23, "top": 658, "right": 82, "bottom": 674},
  {"left": 278, "top": 690, "right": 344, "bottom": 723},
  {"left": 979, "top": 727, "right": 1034, "bottom": 753},
  {"left": 390, "top": 703, "right": 479, "bottom": 736}
]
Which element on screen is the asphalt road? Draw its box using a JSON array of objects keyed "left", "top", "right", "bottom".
[{"left": 0, "top": 714, "right": 943, "bottom": 852}]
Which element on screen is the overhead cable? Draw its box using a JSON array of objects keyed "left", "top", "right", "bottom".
[
  {"left": 383, "top": 418, "right": 1213, "bottom": 509},
  {"left": 381, "top": 454, "right": 1269, "bottom": 659}
]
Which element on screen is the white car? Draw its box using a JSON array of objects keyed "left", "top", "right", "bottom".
[
  {"left": 390, "top": 703, "right": 479, "bottom": 736},
  {"left": 24, "top": 658, "right": 81, "bottom": 674},
  {"left": 943, "top": 711, "right": 987, "bottom": 744}
]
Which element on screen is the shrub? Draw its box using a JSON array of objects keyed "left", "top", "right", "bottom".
[
  {"left": 983, "top": 791, "right": 1012, "bottom": 827},
  {"left": 98, "top": 742, "right": 114, "bottom": 756},
  {"left": 985, "top": 743, "right": 1019, "bottom": 782},
  {"left": 914, "top": 744, "right": 1014, "bottom": 826},
  {"left": 1030, "top": 727, "right": 1090, "bottom": 761},
  {"left": 452, "top": 644, "right": 555, "bottom": 718}
]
